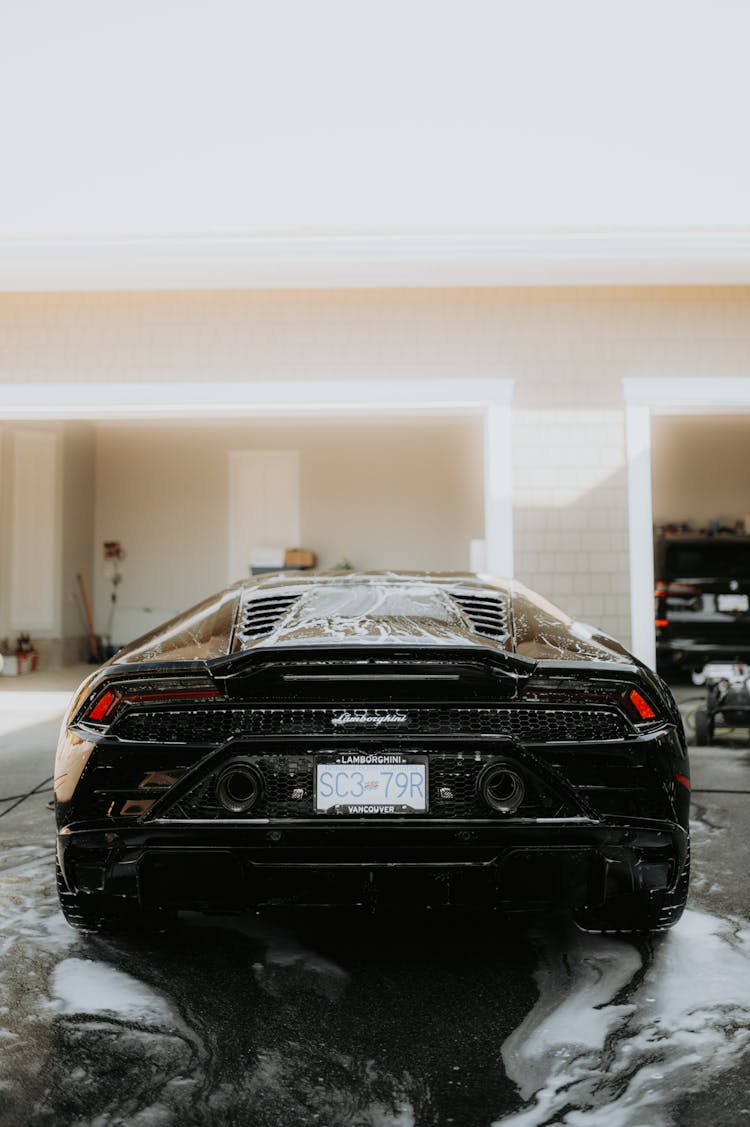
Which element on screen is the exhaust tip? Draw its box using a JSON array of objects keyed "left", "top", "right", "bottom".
[
  {"left": 216, "top": 759, "right": 263, "bottom": 814},
  {"left": 479, "top": 763, "right": 525, "bottom": 814}
]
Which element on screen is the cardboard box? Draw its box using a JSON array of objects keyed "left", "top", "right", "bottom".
[{"left": 284, "top": 548, "right": 317, "bottom": 569}]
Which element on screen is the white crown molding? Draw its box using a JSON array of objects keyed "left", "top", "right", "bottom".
[
  {"left": 2, "top": 231, "right": 750, "bottom": 292},
  {"left": 623, "top": 377, "right": 750, "bottom": 410},
  {"left": 0, "top": 378, "right": 515, "bottom": 420}
]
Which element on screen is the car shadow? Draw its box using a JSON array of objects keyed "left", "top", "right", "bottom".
[{"left": 38, "top": 907, "right": 547, "bottom": 1126}]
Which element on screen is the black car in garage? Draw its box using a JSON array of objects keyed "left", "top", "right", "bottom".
[
  {"left": 655, "top": 533, "right": 750, "bottom": 675},
  {"left": 55, "top": 572, "right": 690, "bottom": 933}
]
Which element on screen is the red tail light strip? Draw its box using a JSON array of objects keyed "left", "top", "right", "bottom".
[
  {"left": 87, "top": 690, "right": 120, "bottom": 722},
  {"left": 628, "top": 689, "right": 656, "bottom": 721},
  {"left": 84, "top": 686, "right": 221, "bottom": 723},
  {"left": 522, "top": 681, "right": 661, "bottom": 726},
  {"left": 676, "top": 774, "right": 691, "bottom": 791},
  {"left": 122, "top": 689, "right": 222, "bottom": 704}
]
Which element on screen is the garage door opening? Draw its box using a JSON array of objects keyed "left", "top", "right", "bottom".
[
  {"left": 624, "top": 378, "right": 750, "bottom": 670},
  {"left": 651, "top": 413, "right": 750, "bottom": 681},
  {"left": 0, "top": 379, "right": 513, "bottom": 666},
  {"left": 93, "top": 412, "right": 487, "bottom": 650}
]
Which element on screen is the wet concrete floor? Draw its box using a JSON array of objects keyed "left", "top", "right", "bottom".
[{"left": 1, "top": 696, "right": 749, "bottom": 1127}]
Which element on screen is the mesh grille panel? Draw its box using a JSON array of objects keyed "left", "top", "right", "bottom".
[
  {"left": 113, "top": 705, "right": 630, "bottom": 745},
  {"left": 533, "top": 747, "right": 670, "bottom": 820},
  {"left": 72, "top": 748, "right": 195, "bottom": 822}
]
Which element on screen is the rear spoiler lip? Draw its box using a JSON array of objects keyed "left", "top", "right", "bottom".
[{"left": 208, "top": 643, "right": 538, "bottom": 684}]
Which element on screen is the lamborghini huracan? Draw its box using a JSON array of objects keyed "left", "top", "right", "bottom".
[{"left": 55, "top": 572, "right": 690, "bottom": 932}]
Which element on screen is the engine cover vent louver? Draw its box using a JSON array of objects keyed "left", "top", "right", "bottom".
[
  {"left": 235, "top": 593, "right": 300, "bottom": 646},
  {"left": 451, "top": 592, "right": 509, "bottom": 639}
]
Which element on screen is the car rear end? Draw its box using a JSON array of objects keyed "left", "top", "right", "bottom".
[{"left": 55, "top": 644, "right": 690, "bottom": 931}]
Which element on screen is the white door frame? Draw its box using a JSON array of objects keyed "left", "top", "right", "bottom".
[
  {"left": 0, "top": 377, "right": 516, "bottom": 578},
  {"left": 623, "top": 378, "right": 750, "bottom": 668}
]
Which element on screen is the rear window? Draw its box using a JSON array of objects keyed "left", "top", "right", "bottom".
[
  {"left": 296, "top": 584, "right": 458, "bottom": 624},
  {"left": 663, "top": 541, "right": 750, "bottom": 580}
]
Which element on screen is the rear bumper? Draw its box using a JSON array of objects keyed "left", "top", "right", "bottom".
[{"left": 58, "top": 817, "right": 688, "bottom": 912}]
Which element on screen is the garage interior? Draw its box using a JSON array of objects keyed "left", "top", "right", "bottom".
[
  {"left": 0, "top": 412, "right": 485, "bottom": 667},
  {"left": 650, "top": 410, "right": 750, "bottom": 687}
]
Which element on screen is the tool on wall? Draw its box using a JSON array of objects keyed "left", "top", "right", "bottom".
[
  {"left": 102, "top": 541, "right": 125, "bottom": 654},
  {"left": 76, "top": 566, "right": 101, "bottom": 663}
]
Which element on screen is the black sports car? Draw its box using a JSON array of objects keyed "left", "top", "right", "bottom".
[{"left": 55, "top": 571, "right": 690, "bottom": 932}]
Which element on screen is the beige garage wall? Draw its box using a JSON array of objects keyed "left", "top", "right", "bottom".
[
  {"left": 4, "top": 286, "right": 750, "bottom": 653},
  {"left": 92, "top": 415, "right": 484, "bottom": 643},
  {"left": 651, "top": 415, "right": 750, "bottom": 531}
]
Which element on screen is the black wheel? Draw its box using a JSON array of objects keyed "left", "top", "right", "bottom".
[
  {"left": 694, "top": 708, "right": 713, "bottom": 746},
  {"left": 56, "top": 859, "right": 173, "bottom": 935},
  {"left": 574, "top": 855, "right": 690, "bottom": 934}
]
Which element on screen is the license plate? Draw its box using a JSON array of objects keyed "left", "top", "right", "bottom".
[
  {"left": 718, "top": 594, "right": 749, "bottom": 612},
  {"left": 315, "top": 754, "right": 428, "bottom": 814}
]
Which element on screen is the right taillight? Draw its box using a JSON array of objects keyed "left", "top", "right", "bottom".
[
  {"left": 625, "top": 688, "right": 659, "bottom": 724},
  {"left": 629, "top": 689, "right": 655, "bottom": 719}
]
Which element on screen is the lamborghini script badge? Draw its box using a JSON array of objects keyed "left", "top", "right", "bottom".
[{"left": 331, "top": 711, "right": 409, "bottom": 727}]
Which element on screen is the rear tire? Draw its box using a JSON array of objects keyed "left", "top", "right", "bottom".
[
  {"left": 694, "top": 708, "right": 713, "bottom": 746},
  {"left": 56, "top": 859, "right": 173, "bottom": 935},
  {"left": 574, "top": 854, "right": 690, "bottom": 934}
]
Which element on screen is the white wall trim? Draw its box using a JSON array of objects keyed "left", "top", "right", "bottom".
[
  {"left": 483, "top": 403, "right": 514, "bottom": 579},
  {"left": 625, "top": 406, "right": 656, "bottom": 669},
  {"left": 0, "top": 378, "right": 515, "bottom": 579},
  {"left": 623, "top": 377, "right": 750, "bottom": 411},
  {"left": 623, "top": 378, "right": 750, "bottom": 668},
  {"left": 4, "top": 231, "right": 750, "bottom": 292},
  {"left": 0, "top": 378, "right": 513, "bottom": 420}
]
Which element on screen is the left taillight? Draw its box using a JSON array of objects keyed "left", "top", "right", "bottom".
[
  {"left": 80, "top": 681, "right": 222, "bottom": 726},
  {"left": 87, "top": 688, "right": 121, "bottom": 722}
]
